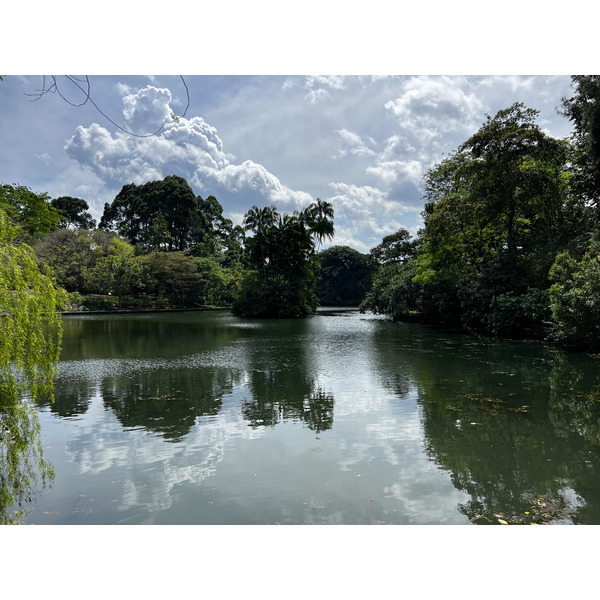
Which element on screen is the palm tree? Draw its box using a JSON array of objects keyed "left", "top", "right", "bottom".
[{"left": 303, "top": 198, "right": 335, "bottom": 250}]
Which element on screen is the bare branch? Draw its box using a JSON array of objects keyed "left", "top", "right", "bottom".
[{"left": 25, "top": 75, "right": 191, "bottom": 138}]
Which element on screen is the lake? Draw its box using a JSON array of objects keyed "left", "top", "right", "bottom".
[{"left": 23, "top": 307, "right": 600, "bottom": 524}]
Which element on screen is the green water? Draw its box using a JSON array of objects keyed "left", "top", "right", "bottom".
[{"left": 24, "top": 307, "right": 600, "bottom": 524}]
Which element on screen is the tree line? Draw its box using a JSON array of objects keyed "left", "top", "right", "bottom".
[
  {"left": 1, "top": 174, "right": 373, "bottom": 317},
  {"left": 361, "top": 76, "right": 600, "bottom": 352}
]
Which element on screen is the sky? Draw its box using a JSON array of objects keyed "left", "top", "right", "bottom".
[
  {"left": 2, "top": 3, "right": 595, "bottom": 254},
  {"left": 0, "top": 74, "right": 577, "bottom": 252}
]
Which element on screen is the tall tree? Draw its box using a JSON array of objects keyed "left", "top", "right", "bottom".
[
  {"left": 51, "top": 196, "right": 96, "bottom": 229},
  {"left": 99, "top": 175, "right": 203, "bottom": 252},
  {"left": 0, "top": 184, "right": 64, "bottom": 241},
  {"left": 317, "top": 245, "right": 372, "bottom": 306},
  {"left": 560, "top": 75, "right": 600, "bottom": 210}
]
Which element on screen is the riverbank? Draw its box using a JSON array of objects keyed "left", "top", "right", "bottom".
[{"left": 61, "top": 306, "right": 231, "bottom": 315}]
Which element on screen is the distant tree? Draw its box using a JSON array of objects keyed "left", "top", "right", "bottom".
[
  {"left": 138, "top": 251, "right": 204, "bottom": 308},
  {"left": 34, "top": 228, "right": 118, "bottom": 292},
  {"left": 369, "top": 228, "right": 419, "bottom": 266},
  {"left": 317, "top": 246, "right": 372, "bottom": 306},
  {"left": 100, "top": 176, "right": 227, "bottom": 254},
  {"left": 84, "top": 237, "right": 147, "bottom": 306},
  {"left": 360, "top": 229, "right": 423, "bottom": 321},
  {"left": 51, "top": 196, "right": 96, "bottom": 229},
  {"left": 234, "top": 200, "right": 334, "bottom": 317},
  {"left": 304, "top": 198, "right": 335, "bottom": 250}
]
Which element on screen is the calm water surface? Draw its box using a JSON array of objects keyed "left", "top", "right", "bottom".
[{"left": 25, "top": 308, "right": 600, "bottom": 524}]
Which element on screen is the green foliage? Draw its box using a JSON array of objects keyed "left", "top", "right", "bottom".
[
  {"left": 35, "top": 228, "right": 118, "bottom": 292},
  {"left": 234, "top": 200, "right": 334, "bottom": 318},
  {"left": 360, "top": 259, "right": 422, "bottom": 321},
  {"left": 0, "top": 207, "right": 64, "bottom": 522},
  {"left": 0, "top": 209, "right": 66, "bottom": 400},
  {"left": 0, "top": 184, "right": 64, "bottom": 242},
  {"left": 99, "top": 175, "right": 232, "bottom": 255},
  {"left": 560, "top": 75, "right": 600, "bottom": 207},
  {"left": 138, "top": 251, "right": 204, "bottom": 308},
  {"left": 363, "top": 102, "right": 599, "bottom": 348},
  {"left": 485, "top": 288, "right": 550, "bottom": 339},
  {"left": 317, "top": 245, "right": 372, "bottom": 306},
  {"left": 84, "top": 237, "right": 147, "bottom": 305},
  {"left": 51, "top": 196, "right": 96, "bottom": 229},
  {"left": 548, "top": 243, "right": 600, "bottom": 350},
  {"left": 369, "top": 228, "right": 419, "bottom": 266}
]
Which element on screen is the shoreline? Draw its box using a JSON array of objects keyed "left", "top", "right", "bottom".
[{"left": 61, "top": 306, "right": 231, "bottom": 316}]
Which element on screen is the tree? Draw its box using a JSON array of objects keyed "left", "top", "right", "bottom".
[
  {"left": 317, "top": 246, "right": 372, "bottom": 306},
  {"left": 363, "top": 103, "right": 585, "bottom": 340},
  {"left": 234, "top": 200, "right": 332, "bottom": 317},
  {"left": 560, "top": 75, "right": 600, "bottom": 209},
  {"left": 360, "top": 228, "right": 422, "bottom": 321},
  {"left": 413, "top": 104, "right": 580, "bottom": 333},
  {"left": 138, "top": 252, "right": 205, "bottom": 308},
  {"left": 0, "top": 184, "right": 64, "bottom": 241},
  {"left": 34, "top": 228, "right": 120, "bottom": 293},
  {"left": 369, "top": 228, "right": 418, "bottom": 266},
  {"left": 303, "top": 197, "right": 335, "bottom": 250},
  {"left": 0, "top": 207, "right": 66, "bottom": 522},
  {"left": 51, "top": 196, "right": 96, "bottom": 229},
  {"left": 548, "top": 242, "right": 600, "bottom": 351},
  {"left": 100, "top": 175, "right": 226, "bottom": 254},
  {"left": 84, "top": 237, "right": 147, "bottom": 306}
]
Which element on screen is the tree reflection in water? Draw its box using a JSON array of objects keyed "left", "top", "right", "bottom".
[
  {"left": 0, "top": 382, "right": 54, "bottom": 524},
  {"left": 370, "top": 320, "right": 600, "bottom": 524}
]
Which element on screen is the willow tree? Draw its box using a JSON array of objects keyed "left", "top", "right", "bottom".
[{"left": 0, "top": 207, "right": 66, "bottom": 523}]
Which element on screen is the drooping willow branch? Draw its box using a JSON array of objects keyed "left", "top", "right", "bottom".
[{"left": 25, "top": 75, "right": 190, "bottom": 138}]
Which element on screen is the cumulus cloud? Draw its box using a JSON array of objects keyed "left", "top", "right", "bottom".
[
  {"left": 385, "top": 75, "right": 484, "bottom": 136},
  {"left": 327, "top": 182, "right": 418, "bottom": 248},
  {"left": 337, "top": 129, "right": 376, "bottom": 157},
  {"left": 65, "top": 84, "right": 312, "bottom": 216},
  {"left": 304, "top": 75, "right": 347, "bottom": 104}
]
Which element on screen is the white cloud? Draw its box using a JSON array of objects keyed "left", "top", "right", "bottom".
[
  {"left": 337, "top": 129, "right": 376, "bottom": 157},
  {"left": 385, "top": 75, "right": 484, "bottom": 134},
  {"left": 367, "top": 159, "right": 423, "bottom": 187},
  {"left": 326, "top": 182, "right": 417, "bottom": 249},
  {"left": 304, "top": 75, "right": 347, "bottom": 104},
  {"left": 64, "top": 85, "right": 312, "bottom": 216}
]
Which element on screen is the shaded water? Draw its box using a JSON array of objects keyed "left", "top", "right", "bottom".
[{"left": 24, "top": 308, "right": 600, "bottom": 524}]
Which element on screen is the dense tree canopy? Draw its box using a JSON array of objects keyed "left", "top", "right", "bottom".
[
  {"left": 560, "top": 75, "right": 600, "bottom": 209},
  {"left": 98, "top": 175, "right": 236, "bottom": 257},
  {"left": 0, "top": 184, "right": 64, "bottom": 241},
  {"left": 316, "top": 245, "right": 371, "bottom": 306},
  {"left": 233, "top": 199, "right": 335, "bottom": 317},
  {"left": 51, "top": 196, "right": 96, "bottom": 229},
  {"left": 363, "top": 93, "right": 600, "bottom": 349}
]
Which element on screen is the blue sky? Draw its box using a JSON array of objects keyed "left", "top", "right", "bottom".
[
  {"left": 1, "top": 4, "right": 593, "bottom": 253},
  {"left": 0, "top": 74, "right": 577, "bottom": 252}
]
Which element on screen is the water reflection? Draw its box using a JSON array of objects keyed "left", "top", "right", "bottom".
[
  {"left": 31, "top": 310, "right": 600, "bottom": 524},
  {"left": 370, "top": 321, "right": 600, "bottom": 524},
  {"left": 1, "top": 384, "right": 54, "bottom": 524},
  {"left": 46, "top": 313, "right": 335, "bottom": 439}
]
